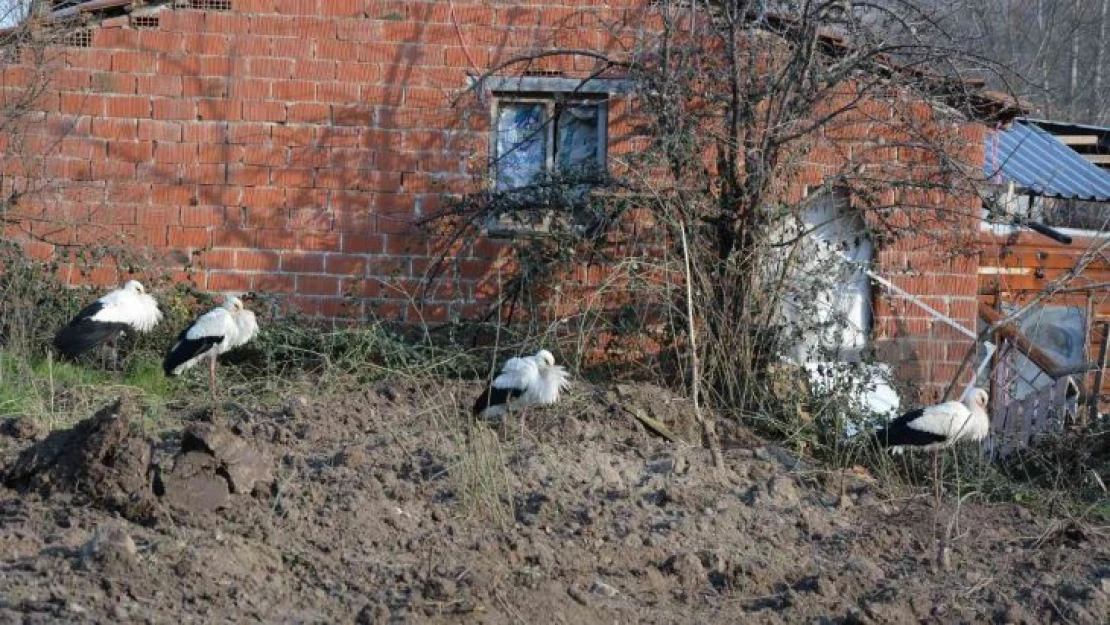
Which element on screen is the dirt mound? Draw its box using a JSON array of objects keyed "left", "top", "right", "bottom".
[
  {"left": 155, "top": 421, "right": 274, "bottom": 519},
  {"left": 4, "top": 397, "right": 156, "bottom": 522},
  {"left": 3, "top": 397, "right": 273, "bottom": 525}
]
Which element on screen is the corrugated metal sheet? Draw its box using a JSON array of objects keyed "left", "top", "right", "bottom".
[{"left": 986, "top": 121, "right": 1110, "bottom": 202}]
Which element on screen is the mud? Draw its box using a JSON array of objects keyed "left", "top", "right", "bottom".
[{"left": 0, "top": 380, "right": 1107, "bottom": 623}]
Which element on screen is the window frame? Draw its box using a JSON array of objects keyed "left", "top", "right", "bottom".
[{"left": 484, "top": 86, "right": 614, "bottom": 236}]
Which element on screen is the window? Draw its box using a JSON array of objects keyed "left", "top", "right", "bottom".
[
  {"left": 494, "top": 98, "right": 606, "bottom": 191},
  {"left": 488, "top": 92, "right": 608, "bottom": 233}
]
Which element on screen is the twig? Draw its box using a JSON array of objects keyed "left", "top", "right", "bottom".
[
  {"left": 679, "top": 218, "right": 723, "bottom": 469},
  {"left": 937, "top": 490, "right": 978, "bottom": 571},
  {"left": 621, "top": 405, "right": 683, "bottom": 443}
]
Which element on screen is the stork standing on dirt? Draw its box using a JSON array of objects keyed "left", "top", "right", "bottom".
[
  {"left": 163, "top": 296, "right": 259, "bottom": 402},
  {"left": 472, "top": 349, "right": 570, "bottom": 425},
  {"left": 53, "top": 280, "right": 162, "bottom": 366},
  {"left": 872, "top": 388, "right": 990, "bottom": 493}
]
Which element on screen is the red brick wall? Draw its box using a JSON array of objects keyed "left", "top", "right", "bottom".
[
  {"left": 0, "top": 0, "right": 984, "bottom": 397},
  {"left": 1, "top": 0, "right": 650, "bottom": 321}
]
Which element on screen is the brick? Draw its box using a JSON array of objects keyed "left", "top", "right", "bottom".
[
  {"left": 228, "top": 123, "right": 271, "bottom": 144},
  {"left": 183, "top": 121, "right": 229, "bottom": 143},
  {"left": 201, "top": 249, "right": 237, "bottom": 270},
  {"left": 60, "top": 93, "right": 106, "bottom": 116},
  {"left": 242, "top": 187, "right": 286, "bottom": 210},
  {"left": 230, "top": 78, "right": 271, "bottom": 100},
  {"left": 104, "top": 96, "right": 151, "bottom": 118},
  {"left": 248, "top": 57, "right": 292, "bottom": 79},
  {"left": 197, "top": 56, "right": 234, "bottom": 77},
  {"left": 90, "top": 71, "right": 137, "bottom": 94},
  {"left": 271, "top": 125, "right": 315, "bottom": 146},
  {"left": 152, "top": 98, "right": 196, "bottom": 120},
  {"left": 107, "top": 182, "right": 152, "bottom": 204},
  {"left": 138, "top": 120, "right": 183, "bottom": 142},
  {"left": 237, "top": 250, "right": 281, "bottom": 271},
  {"left": 332, "top": 105, "right": 373, "bottom": 126},
  {"left": 212, "top": 228, "right": 254, "bottom": 248},
  {"left": 90, "top": 118, "right": 138, "bottom": 140},
  {"left": 296, "top": 275, "right": 340, "bottom": 296},
  {"left": 288, "top": 147, "right": 330, "bottom": 168},
  {"left": 250, "top": 14, "right": 301, "bottom": 37},
  {"left": 108, "top": 141, "right": 153, "bottom": 163},
  {"left": 288, "top": 207, "right": 333, "bottom": 230},
  {"left": 242, "top": 100, "right": 287, "bottom": 122},
  {"left": 197, "top": 99, "right": 242, "bottom": 122},
  {"left": 287, "top": 103, "right": 331, "bottom": 123},
  {"left": 183, "top": 34, "right": 230, "bottom": 56},
  {"left": 183, "top": 76, "right": 229, "bottom": 99},
  {"left": 137, "top": 75, "right": 184, "bottom": 98},
  {"left": 181, "top": 206, "right": 226, "bottom": 227},
  {"left": 281, "top": 252, "right": 325, "bottom": 273},
  {"left": 228, "top": 165, "right": 272, "bottom": 186},
  {"left": 291, "top": 58, "right": 337, "bottom": 81},
  {"left": 151, "top": 184, "right": 196, "bottom": 206},
  {"left": 330, "top": 190, "right": 373, "bottom": 211},
  {"left": 160, "top": 9, "right": 206, "bottom": 32},
  {"left": 316, "top": 82, "right": 360, "bottom": 102},
  {"left": 298, "top": 231, "right": 341, "bottom": 251},
  {"left": 319, "top": 0, "right": 361, "bottom": 17},
  {"left": 156, "top": 142, "right": 199, "bottom": 164},
  {"left": 244, "top": 205, "right": 285, "bottom": 229},
  {"left": 243, "top": 145, "right": 288, "bottom": 167},
  {"left": 93, "top": 27, "right": 140, "bottom": 49},
  {"left": 272, "top": 80, "right": 316, "bottom": 101},
  {"left": 252, "top": 273, "right": 296, "bottom": 293},
  {"left": 342, "top": 233, "right": 385, "bottom": 253},
  {"left": 324, "top": 254, "right": 367, "bottom": 277},
  {"left": 198, "top": 144, "right": 244, "bottom": 164},
  {"left": 317, "top": 39, "right": 361, "bottom": 61},
  {"left": 271, "top": 168, "right": 315, "bottom": 187},
  {"left": 209, "top": 272, "right": 254, "bottom": 292},
  {"left": 138, "top": 30, "right": 184, "bottom": 53},
  {"left": 335, "top": 19, "right": 382, "bottom": 42},
  {"left": 254, "top": 229, "right": 297, "bottom": 249}
]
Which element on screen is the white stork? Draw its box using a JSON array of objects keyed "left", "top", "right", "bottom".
[
  {"left": 873, "top": 388, "right": 990, "bottom": 490},
  {"left": 472, "top": 349, "right": 570, "bottom": 421},
  {"left": 163, "top": 296, "right": 259, "bottom": 401},
  {"left": 53, "top": 280, "right": 162, "bottom": 364}
]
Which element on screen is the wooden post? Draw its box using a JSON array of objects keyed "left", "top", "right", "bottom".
[
  {"left": 1090, "top": 322, "right": 1110, "bottom": 423},
  {"left": 1081, "top": 292, "right": 1096, "bottom": 427}
]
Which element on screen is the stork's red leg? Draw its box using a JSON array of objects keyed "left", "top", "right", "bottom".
[
  {"left": 932, "top": 449, "right": 940, "bottom": 500},
  {"left": 208, "top": 355, "right": 218, "bottom": 404}
]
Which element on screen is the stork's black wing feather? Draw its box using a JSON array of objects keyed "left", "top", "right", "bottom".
[
  {"left": 53, "top": 302, "right": 129, "bottom": 358},
  {"left": 872, "top": 408, "right": 948, "bottom": 448},
  {"left": 162, "top": 327, "right": 224, "bottom": 376},
  {"left": 472, "top": 385, "right": 525, "bottom": 415}
]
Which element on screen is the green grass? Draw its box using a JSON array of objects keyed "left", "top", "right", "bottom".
[{"left": 0, "top": 348, "right": 181, "bottom": 431}]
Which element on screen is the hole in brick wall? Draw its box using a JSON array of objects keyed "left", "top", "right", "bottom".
[
  {"left": 187, "top": 0, "right": 233, "bottom": 10},
  {"left": 62, "top": 29, "right": 92, "bottom": 48},
  {"left": 131, "top": 15, "right": 160, "bottom": 29},
  {"left": 523, "top": 69, "right": 565, "bottom": 78}
]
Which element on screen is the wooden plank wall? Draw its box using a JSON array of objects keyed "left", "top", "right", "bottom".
[{"left": 979, "top": 227, "right": 1110, "bottom": 411}]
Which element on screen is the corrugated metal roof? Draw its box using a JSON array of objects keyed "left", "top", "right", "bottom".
[{"left": 986, "top": 121, "right": 1110, "bottom": 202}]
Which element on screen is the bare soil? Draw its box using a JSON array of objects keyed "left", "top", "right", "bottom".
[{"left": 1, "top": 379, "right": 1107, "bottom": 624}]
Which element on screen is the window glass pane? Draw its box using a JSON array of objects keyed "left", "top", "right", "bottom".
[
  {"left": 495, "top": 102, "right": 547, "bottom": 191},
  {"left": 556, "top": 105, "right": 601, "bottom": 178}
]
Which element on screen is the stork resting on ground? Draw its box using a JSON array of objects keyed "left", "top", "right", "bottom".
[{"left": 53, "top": 280, "right": 162, "bottom": 367}]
